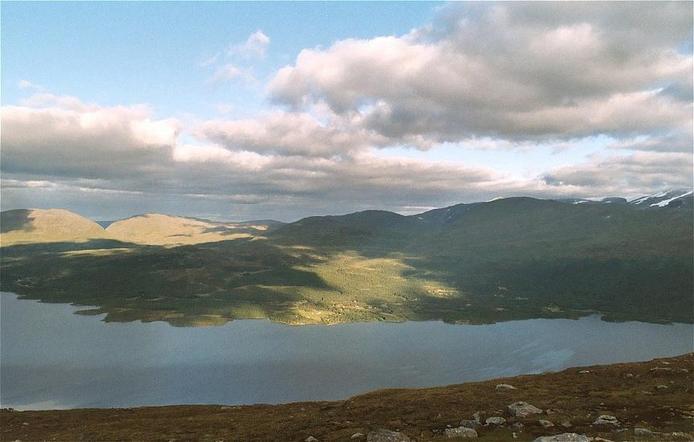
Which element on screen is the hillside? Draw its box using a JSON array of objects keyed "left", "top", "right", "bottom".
[
  {"left": 0, "top": 209, "right": 108, "bottom": 246},
  {"left": 106, "top": 213, "right": 274, "bottom": 246},
  {"left": 2, "top": 353, "right": 692, "bottom": 441},
  {"left": 1, "top": 194, "right": 692, "bottom": 325}
]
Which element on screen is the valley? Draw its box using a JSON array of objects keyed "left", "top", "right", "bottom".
[{"left": 1, "top": 192, "right": 692, "bottom": 326}]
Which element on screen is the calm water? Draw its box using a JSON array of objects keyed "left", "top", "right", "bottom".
[{"left": 1, "top": 292, "right": 692, "bottom": 410}]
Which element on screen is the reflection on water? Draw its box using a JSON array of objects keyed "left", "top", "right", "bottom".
[{"left": 1, "top": 292, "right": 692, "bottom": 410}]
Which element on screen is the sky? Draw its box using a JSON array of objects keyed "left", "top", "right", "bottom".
[{"left": 1, "top": 1, "right": 692, "bottom": 221}]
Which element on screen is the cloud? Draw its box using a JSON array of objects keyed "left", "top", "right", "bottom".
[
  {"left": 197, "top": 112, "right": 387, "bottom": 157},
  {"left": 541, "top": 152, "right": 693, "bottom": 197},
  {"left": 1, "top": 94, "right": 179, "bottom": 179},
  {"left": 18, "top": 79, "right": 45, "bottom": 91},
  {"left": 3, "top": 3, "right": 692, "bottom": 220},
  {"left": 228, "top": 30, "right": 270, "bottom": 59},
  {"left": 268, "top": 2, "right": 692, "bottom": 146},
  {"left": 208, "top": 63, "right": 255, "bottom": 84},
  {"left": 1, "top": 92, "right": 514, "bottom": 219}
]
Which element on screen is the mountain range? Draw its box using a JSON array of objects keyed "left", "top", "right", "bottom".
[{"left": 1, "top": 189, "right": 692, "bottom": 325}]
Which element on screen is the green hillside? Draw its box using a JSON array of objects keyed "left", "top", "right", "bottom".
[{"left": 1, "top": 196, "right": 692, "bottom": 325}]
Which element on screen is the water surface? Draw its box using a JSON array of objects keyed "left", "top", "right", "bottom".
[{"left": 1, "top": 292, "right": 691, "bottom": 410}]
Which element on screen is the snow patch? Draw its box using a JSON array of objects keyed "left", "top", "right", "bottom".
[{"left": 650, "top": 191, "right": 693, "bottom": 207}]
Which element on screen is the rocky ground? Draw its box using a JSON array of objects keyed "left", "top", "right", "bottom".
[{"left": 2, "top": 354, "right": 692, "bottom": 441}]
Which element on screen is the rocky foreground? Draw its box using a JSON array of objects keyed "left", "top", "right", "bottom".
[{"left": 2, "top": 354, "right": 692, "bottom": 441}]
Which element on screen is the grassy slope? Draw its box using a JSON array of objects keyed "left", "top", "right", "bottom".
[
  {"left": 2, "top": 353, "right": 692, "bottom": 441},
  {"left": 106, "top": 214, "right": 270, "bottom": 246},
  {"left": 0, "top": 209, "right": 107, "bottom": 246},
  {"left": 1, "top": 199, "right": 692, "bottom": 325}
]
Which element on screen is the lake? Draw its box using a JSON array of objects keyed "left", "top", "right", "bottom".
[{"left": 1, "top": 292, "right": 692, "bottom": 410}]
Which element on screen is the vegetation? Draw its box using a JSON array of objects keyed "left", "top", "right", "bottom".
[
  {"left": 1, "top": 196, "right": 692, "bottom": 326},
  {"left": 2, "top": 353, "right": 692, "bottom": 441}
]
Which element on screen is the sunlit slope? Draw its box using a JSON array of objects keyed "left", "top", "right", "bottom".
[
  {"left": 105, "top": 213, "right": 272, "bottom": 246},
  {"left": 0, "top": 209, "right": 109, "bottom": 246},
  {"left": 1, "top": 197, "right": 691, "bottom": 325},
  {"left": 271, "top": 197, "right": 694, "bottom": 322}
]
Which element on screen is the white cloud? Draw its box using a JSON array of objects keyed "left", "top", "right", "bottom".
[
  {"left": 268, "top": 2, "right": 692, "bottom": 146},
  {"left": 1, "top": 94, "right": 179, "bottom": 179},
  {"left": 208, "top": 63, "right": 256, "bottom": 85},
  {"left": 197, "top": 111, "right": 387, "bottom": 157},
  {"left": 3, "top": 3, "right": 692, "bottom": 219},
  {"left": 541, "top": 152, "right": 693, "bottom": 197},
  {"left": 18, "top": 79, "right": 45, "bottom": 91},
  {"left": 228, "top": 30, "right": 270, "bottom": 59}
]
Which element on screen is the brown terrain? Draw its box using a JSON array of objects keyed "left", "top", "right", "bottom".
[{"left": 2, "top": 353, "right": 692, "bottom": 441}]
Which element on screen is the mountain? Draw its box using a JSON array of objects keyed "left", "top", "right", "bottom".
[
  {"left": 106, "top": 213, "right": 276, "bottom": 246},
  {"left": 629, "top": 189, "right": 693, "bottom": 208},
  {"left": 0, "top": 209, "right": 108, "bottom": 246},
  {"left": 1, "top": 195, "right": 692, "bottom": 325}
]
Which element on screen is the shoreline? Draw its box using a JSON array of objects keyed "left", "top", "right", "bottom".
[{"left": 2, "top": 353, "right": 692, "bottom": 441}]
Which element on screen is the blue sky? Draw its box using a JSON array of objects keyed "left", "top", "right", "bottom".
[
  {"left": 1, "top": 2, "right": 691, "bottom": 221},
  {"left": 2, "top": 2, "right": 439, "bottom": 118}
]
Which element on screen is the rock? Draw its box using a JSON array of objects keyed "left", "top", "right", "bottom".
[
  {"left": 532, "top": 433, "right": 591, "bottom": 442},
  {"left": 561, "top": 420, "right": 572, "bottom": 428},
  {"left": 459, "top": 420, "right": 479, "bottom": 429},
  {"left": 655, "top": 384, "right": 669, "bottom": 390},
  {"left": 593, "top": 415, "right": 620, "bottom": 426},
  {"left": 578, "top": 370, "right": 591, "bottom": 374},
  {"left": 305, "top": 437, "right": 319, "bottom": 442},
  {"left": 351, "top": 433, "right": 365, "bottom": 440},
  {"left": 485, "top": 416, "right": 506, "bottom": 425},
  {"left": 473, "top": 412, "right": 481, "bottom": 423},
  {"left": 539, "top": 419, "right": 554, "bottom": 428},
  {"left": 625, "top": 373, "right": 634, "bottom": 378},
  {"left": 366, "top": 429, "right": 411, "bottom": 442},
  {"left": 444, "top": 426, "right": 478, "bottom": 438},
  {"left": 508, "top": 401, "right": 543, "bottom": 417},
  {"left": 496, "top": 383, "right": 517, "bottom": 390},
  {"left": 510, "top": 422, "right": 524, "bottom": 431},
  {"left": 650, "top": 367, "right": 671, "bottom": 373},
  {"left": 633, "top": 428, "right": 655, "bottom": 438}
]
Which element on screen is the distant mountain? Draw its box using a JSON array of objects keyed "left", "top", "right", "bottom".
[
  {"left": 0, "top": 210, "right": 282, "bottom": 247},
  {"left": 629, "top": 189, "right": 693, "bottom": 208},
  {"left": 106, "top": 213, "right": 274, "bottom": 246},
  {"left": 1, "top": 194, "right": 692, "bottom": 325},
  {"left": 0, "top": 209, "right": 107, "bottom": 246}
]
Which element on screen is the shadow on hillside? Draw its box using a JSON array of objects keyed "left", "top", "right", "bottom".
[
  {"left": 0, "top": 237, "right": 335, "bottom": 326},
  {"left": 0, "top": 209, "right": 35, "bottom": 233}
]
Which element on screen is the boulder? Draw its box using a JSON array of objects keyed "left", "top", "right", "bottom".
[
  {"left": 351, "top": 433, "right": 365, "bottom": 440},
  {"left": 485, "top": 416, "right": 506, "bottom": 425},
  {"left": 532, "top": 433, "right": 591, "bottom": 442},
  {"left": 593, "top": 415, "right": 620, "bottom": 426},
  {"left": 444, "top": 427, "right": 478, "bottom": 438},
  {"left": 305, "top": 437, "right": 319, "bottom": 442},
  {"left": 633, "top": 428, "right": 655, "bottom": 439},
  {"left": 539, "top": 419, "right": 554, "bottom": 428},
  {"left": 366, "top": 429, "right": 411, "bottom": 442},
  {"left": 459, "top": 419, "right": 479, "bottom": 429},
  {"left": 507, "top": 401, "right": 543, "bottom": 417},
  {"left": 496, "top": 384, "right": 517, "bottom": 390}
]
